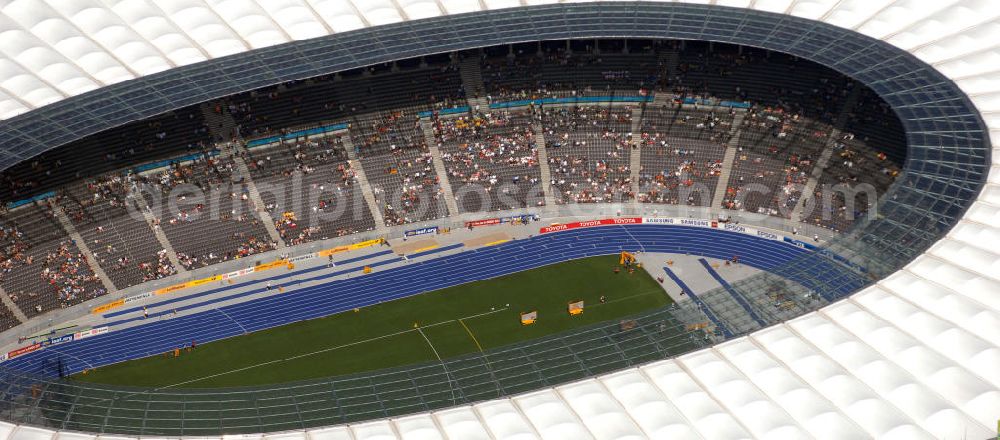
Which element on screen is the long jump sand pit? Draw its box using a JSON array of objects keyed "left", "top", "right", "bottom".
[
  {"left": 464, "top": 232, "right": 512, "bottom": 248},
  {"left": 391, "top": 239, "right": 440, "bottom": 255}
]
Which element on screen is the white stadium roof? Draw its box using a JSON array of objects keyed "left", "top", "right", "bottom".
[
  {"left": 0, "top": 0, "right": 997, "bottom": 120},
  {"left": 0, "top": 0, "right": 997, "bottom": 439}
]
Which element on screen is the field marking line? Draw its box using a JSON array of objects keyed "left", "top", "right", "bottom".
[
  {"left": 146, "top": 296, "right": 616, "bottom": 391},
  {"left": 89, "top": 287, "right": 647, "bottom": 394},
  {"left": 83, "top": 323, "right": 420, "bottom": 402},
  {"left": 215, "top": 308, "right": 248, "bottom": 334},
  {"left": 590, "top": 288, "right": 665, "bottom": 308},
  {"left": 419, "top": 306, "right": 509, "bottom": 330},
  {"left": 415, "top": 327, "right": 444, "bottom": 362},
  {"left": 90, "top": 284, "right": 662, "bottom": 395},
  {"left": 49, "top": 349, "right": 96, "bottom": 370},
  {"left": 149, "top": 307, "right": 508, "bottom": 390},
  {"left": 416, "top": 325, "right": 460, "bottom": 405},
  {"left": 79, "top": 282, "right": 660, "bottom": 399},
  {"left": 155, "top": 326, "right": 419, "bottom": 390},
  {"left": 620, "top": 225, "right": 646, "bottom": 252},
  {"left": 458, "top": 319, "right": 484, "bottom": 352},
  {"left": 457, "top": 306, "right": 509, "bottom": 321}
]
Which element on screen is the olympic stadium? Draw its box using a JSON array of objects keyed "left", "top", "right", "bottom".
[{"left": 0, "top": 1, "right": 995, "bottom": 439}]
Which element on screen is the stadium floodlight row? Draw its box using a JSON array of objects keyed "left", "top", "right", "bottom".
[{"left": 0, "top": 1, "right": 995, "bottom": 439}]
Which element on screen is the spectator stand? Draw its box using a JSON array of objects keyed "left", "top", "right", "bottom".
[
  {"left": 538, "top": 50, "right": 658, "bottom": 99},
  {"left": 637, "top": 104, "right": 740, "bottom": 206},
  {"left": 242, "top": 130, "right": 378, "bottom": 247},
  {"left": 795, "top": 86, "right": 906, "bottom": 233},
  {"left": 432, "top": 108, "right": 545, "bottom": 213},
  {"left": 482, "top": 41, "right": 660, "bottom": 104},
  {"left": 800, "top": 130, "right": 902, "bottom": 233},
  {"left": 543, "top": 103, "right": 636, "bottom": 204},
  {"left": 671, "top": 43, "right": 850, "bottom": 124},
  {"left": 481, "top": 46, "right": 544, "bottom": 104},
  {"left": 0, "top": 105, "right": 211, "bottom": 204},
  {"left": 0, "top": 41, "right": 913, "bottom": 343},
  {"left": 0, "top": 286, "right": 23, "bottom": 331},
  {"left": 351, "top": 108, "right": 449, "bottom": 227},
  {"left": 417, "top": 113, "right": 462, "bottom": 218},
  {"left": 228, "top": 55, "right": 463, "bottom": 139},
  {"left": 0, "top": 202, "right": 104, "bottom": 321},
  {"left": 135, "top": 150, "right": 276, "bottom": 271},
  {"left": 54, "top": 174, "right": 176, "bottom": 290},
  {"left": 721, "top": 106, "right": 830, "bottom": 218}
]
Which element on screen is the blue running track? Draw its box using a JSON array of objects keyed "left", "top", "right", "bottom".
[
  {"left": 661, "top": 266, "right": 734, "bottom": 338},
  {"left": 4, "top": 225, "right": 866, "bottom": 377},
  {"left": 697, "top": 258, "right": 767, "bottom": 327},
  {"left": 104, "top": 249, "right": 397, "bottom": 319}
]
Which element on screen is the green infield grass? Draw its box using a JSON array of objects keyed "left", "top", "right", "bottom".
[{"left": 71, "top": 254, "right": 670, "bottom": 388}]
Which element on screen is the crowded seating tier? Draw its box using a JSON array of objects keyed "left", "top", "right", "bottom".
[
  {"left": 245, "top": 136, "right": 377, "bottom": 245},
  {"left": 0, "top": 40, "right": 907, "bottom": 332},
  {"left": 435, "top": 109, "right": 544, "bottom": 212},
  {"left": 544, "top": 106, "right": 635, "bottom": 204},
  {"left": 136, "top": 153, "right": 276, "bottom": 270},
  {"left": 638, "top": 107, "right": 736, "bottom": 205},
  {"left": 352, "top": 110, "right": 449, "bottom": 226},
  {"left": 0, "top": 204, "right": 104, "bottom": 323},
  {"left": 57, "top": 175, "right": 176, "bottom": 289}
]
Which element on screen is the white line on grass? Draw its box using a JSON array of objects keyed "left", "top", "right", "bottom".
[
  {"left": 93, "top": 287, "right": 657, "bottom": 397},
  {"left": 157, "top": 293, "right": 646, "bottom": 391},
  {"left": 84, "top": 319, "right": 431, "bottom": 406},
  {"left": 93, "top": 285, "right": 659, "bottom": 399},
  {"left": 155, "top": 307, "right": 509, "bottom": 390},
  {"left": 416, "top": 327, "right": 444, "bottom": 361},
  {"left": 83, "top": 280, "right": 664, "bottom": 403},
  {"left": 591, "top": 289, "right": 664, "bottom": 308},
  {"left": 416, "top": 325, "right": 459, "bottom": 405}
]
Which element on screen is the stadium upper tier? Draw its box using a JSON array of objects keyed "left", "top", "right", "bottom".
[
  {"left": 0, "top": 41, "right": 907, "bottom": 331},
  {"left": 0, "top": 1, "right": 994, "bottom": 439}
]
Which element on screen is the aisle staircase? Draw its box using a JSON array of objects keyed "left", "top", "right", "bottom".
[
  {"left": 51, "top": 203, "right": 117, "bottom": 292},
  {"left": 629, "top": 107, "right": 644, "bottom": 201},
  {"left": 227, "top": 144, "right": 286, "bottom": 248},
  {"left": 200, "top": 101, "right": 238, "bottom": 143},
  {"left": 711, "top": 111, "right": 748, "bottom": 209},
  {"left": 129, "top": 197, "right": 187, "bottom": 274},
  {"left": 0, "top": 286, "right": 27, "bottom": 324},
  {"left": 532, "top": 122, "right": 558, "bottom": 208},
  {"left": 419, "top": 118, "right": 460, "bottom": 216},
  {"left": 460, "top": 55, "right": 489, "bottom": 110},
  {"left": 791, "top": 86, "right": 863, "bottom": 222},
  {"left": 341, "top": 135, "right": 389, "bottom": 232}
]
